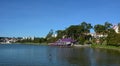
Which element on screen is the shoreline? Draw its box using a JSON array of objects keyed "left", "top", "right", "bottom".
[
  {"left": 74, "top": 44, "right": 91, "bottom": 47},
  {"left": 1, "top": 43, "right": 120, "bottom": 51},
  {"left": 91, "top": 44, "right": 120, "bottom": 51},
  {"left": 0, "top": 43, "right": 48, "bottom": 45}
]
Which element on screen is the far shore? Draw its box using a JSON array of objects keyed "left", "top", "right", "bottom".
[
  {"left": 74, "top": 44, "right": 91, "bottom": 47},
  {"left": 1, "top": 43, "right": 120, "bottom": 51},
  {"left": 0, "top": 42, "right": 48, "bottom": 45}
]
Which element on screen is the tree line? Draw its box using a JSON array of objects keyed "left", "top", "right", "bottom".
[
  {"left": 46, "top": 22, "right": 120, "bottom": 46},
  {"left": 18, "top": 22, "right": 120, "bottom": 46}
]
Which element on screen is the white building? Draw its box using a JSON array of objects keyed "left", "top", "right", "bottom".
[
  {"left": 52, "top": 34, "right": 57, "bottom": 38},
  {"left": 113, "top": 25, "right": 119, "bottom": 33},
  {"left": 90, "top": 33, "right": 107, "bottom": 38}
]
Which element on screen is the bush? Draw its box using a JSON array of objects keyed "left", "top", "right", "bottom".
[{"left": 107, "top": 32, "right": 120, "bottom": 46}]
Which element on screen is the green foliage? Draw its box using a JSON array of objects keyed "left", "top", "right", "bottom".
[
  {"left": 91, "top": 44, "right": 120, "bottom": 51},
  {"left": 46, "top": 29, "right": 54, "bottom": 40},
  {"left": 105, "top": 22, "right": 113, "bottom": 29},
  {"left": 56, "top": 30, "right": 65, "bottom": 39},
  {"left": 94, "top": 22, "right": 112, "bottom": 34},
  {"left": 99, "top": 37, "right": 106, "bottom": 44},
  {"left": 78, "top": 37, "right": 85, "bottom": 45},
  {"left": 81, "top": 22, "right": 92, "bottom": 33},
  {"left": 17, "top": 21, "right": 120, "bottom": 47},
  {"left": 44, "top": 22, "right": 93, "bottom": 44},
  {"left": 65, "top": 22, "right": 92, "bottom": 42},
  {"left": 45, "top": 29, "right": 57, "bottom": 43},
  {"left": 66, "top": 25, "right": 82, "bottom": 39},
  {"left": 46, "top": 37, "right": 57, "bottom": 43},
  {"left": 93, "top": 22, "right": 114, "bottom": 45},
  {"left": 94, "top": 24, "right": 106, "bottom": 34},
  {"left": 106, "top": 29, "right": 120, "bottom": 46}
]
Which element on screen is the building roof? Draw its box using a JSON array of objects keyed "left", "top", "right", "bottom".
[{"left": 61, "top": 38, "right": 75, "bottom": 42}]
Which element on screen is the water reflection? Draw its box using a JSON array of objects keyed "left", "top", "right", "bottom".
[
  {"left": 0, "top": 44, "right": 120, "bottom": 66},
  {"left": 55, "top": 47, "right": 92, "bottom": 66},
  {"left": 47, "top": 47, "right": 120, "bottom": 66}
]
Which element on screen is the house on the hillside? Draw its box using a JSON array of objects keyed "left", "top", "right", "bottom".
[
  {"left": 91, "top": 25, "right": 119, "bottom": 38},
  {"left": 90, "top": 33, "right": 107, "bottom": 38}
]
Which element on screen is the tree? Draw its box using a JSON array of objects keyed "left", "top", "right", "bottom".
[
  {"left": 64, "top": 22, "right": 93, "bottom": 44},
  {"left": 56, "top": 30, "right": 65, "bottom": 39},
  {"left": 104, "top": 22, "right": 113, "bottom": 33},
  {"left": 46, "top": 29, "right": 58, "bottom": 43},
  {"left": 106, "top": 28, "right": 120, "bottom": 46},
  {"left": 81, "top": 22, "right": 92, "bottom": 33},
  {"left": 94, "top": 22, "right": 112, "bottom": 35},
  {"left": 93, "top": 22, "right": 113, "bottom": 44},
  {"left": 94, "top": 24, "right": 105, "bottom": 34},
  {"left": 46, "top": 29, "right": 54, "bottom": 40},
  {"left": 105, "top": 22, "right": 112, "bottom": 29},
  {"left": 66, "top": 25, "right": 82, "bottom": 39}
]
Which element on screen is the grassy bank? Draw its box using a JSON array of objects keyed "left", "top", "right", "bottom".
[{"left": 91, "top": 44, "right": 120, "bottom": 51}]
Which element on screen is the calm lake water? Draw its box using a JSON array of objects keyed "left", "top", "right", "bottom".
[{"left": 0, "top": 44, "right": 120, "bottom": 66}]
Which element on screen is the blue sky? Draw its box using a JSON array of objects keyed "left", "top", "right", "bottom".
[{"left": 0, "top": 0, "right": 120, "bottom": 37}]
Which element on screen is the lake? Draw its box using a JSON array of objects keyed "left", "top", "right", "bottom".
[{"left": 0, "top": 44, "right": 120, "bottom": 66}]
